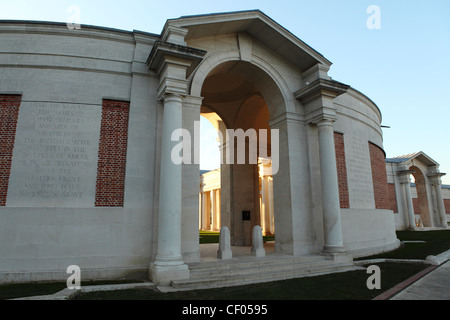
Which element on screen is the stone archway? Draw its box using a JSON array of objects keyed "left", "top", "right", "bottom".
[
  {"left": 186, "top": 54, "right": 316, "bottom": 257},
  {"left": 197, "top": 60, "right": 280, "bottom": 248},
  {"left": 410, "top": 166, "right": 432, "bottom": 227}
]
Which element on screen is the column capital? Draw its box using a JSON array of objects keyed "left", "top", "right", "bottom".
[
  {"left": 427, "top": 170, "right": 446, "bottom": 185},
  {"left": 397, "top": 170, "right": 414, "bottom": 184},
  {"left": 428, "top": 175, "right": 445, "bottom": 186},
  {"left": 162, "top": 92, "right": 184, "bottom": 103},
  {"left": 312, "top": 115, "right": 337, "bottom": 127}
]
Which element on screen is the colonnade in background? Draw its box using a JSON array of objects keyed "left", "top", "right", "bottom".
[{"left": 199, "top": 159, "right": 275, "bottom": 236}]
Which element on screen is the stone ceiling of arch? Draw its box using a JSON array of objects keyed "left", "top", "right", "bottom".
[{"left": 200, "top": 61, "right": 274, "bottom": 131}]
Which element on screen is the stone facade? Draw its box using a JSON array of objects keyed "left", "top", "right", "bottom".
[
  {"left": 0, "top": 11, "right": 403, "bottom": 285},
  {"left": 386, "top": 152, "right": 449, "bottom": 230}
]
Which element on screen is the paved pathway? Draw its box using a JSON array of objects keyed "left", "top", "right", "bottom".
[{"left": 390, "top": 260, "right": 450, "bottom": 300}]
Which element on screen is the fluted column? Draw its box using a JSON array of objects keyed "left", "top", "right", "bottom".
[{"left": 316, "top": 118, "right": 345, "bottom": 253}]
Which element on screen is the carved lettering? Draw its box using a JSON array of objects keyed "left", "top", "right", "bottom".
[{"left": 7, "top": 101, "right": 102, "bottom": 206}]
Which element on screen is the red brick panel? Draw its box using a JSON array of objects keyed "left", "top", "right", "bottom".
[
  {"left": 369, "top": 142, "right": 390, "bottom": 210},
  {"left": 334, "top": 133, "right": 349, "bottom": 209},
  {"left": 444, "top": 199, "right": 450, "bottom": 214},
  {"left": 95, "top": 100, "right": 130, "bottom": 207},
  {"left": 412, "top": 198, "right": 420, "bottom": 214},
  {"left": 0, "top": 95, "right": 21, "bottom": 206},
  {"left": 388, "top": 183, "right": 398, "bottom": 213}
]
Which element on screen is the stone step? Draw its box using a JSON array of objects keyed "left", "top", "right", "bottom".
[
  {"left": 171, "top": 256, "right": 356, "bottom": 290},
  {"left": 188, "top": 256, "right": 332, "bottom": 280},
  {"left": 188, "top": 254, "right": 325, "bottom": 272}
]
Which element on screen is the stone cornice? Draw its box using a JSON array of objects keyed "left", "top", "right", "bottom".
[
  {"left": 294, "top": 78, "right": 350, "bottom": 125},
  {"left": 146, "top": 41, "right": 206, "bottom": 77},
  {"left": 147, "top": 41, "right": 207, "bottom": 101},
  {"left": 294, "top": 79, "right": 350, "bottom": 104}
]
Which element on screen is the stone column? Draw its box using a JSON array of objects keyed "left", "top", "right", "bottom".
[
  {"left": 210, "top": 190, "right": 215, "bottom": 231},
  {"left": 147, "top": 38, "right": 206, "bottom": 284},
  {"left": 214, "top": 189, "right": 221, "bottom": 231},
  {"left": 201, "top": 192, "right": 207, "bottom": 230},
  {"left": 429, "top": 173, "right": 448, "bottom": 228},
  {"left": 261, "top": 176, "right": 270, "bottom": 235},
  {"left": 198, "top": 193, "right": 202, "bottom": 230},
  {"left": 398, "top": 170, "right": 416, "bottom": 229},
  {"left": 268, "top": 177, "right": 275, "bottom": 235},
  {"left": 316, "top": 118, "right": 345, "bottom": 253},
  {"left": 294, "top": 77, "right": 350, "bottom": 255},
  {"left": 435, "top": 185, "right": 448, "bottom": 228},
  {"left": 404, "top": 182, "right": 416, "bottom": 229},
  {"left": 149, "top": 94, "right": 189, "bottom": 284}
]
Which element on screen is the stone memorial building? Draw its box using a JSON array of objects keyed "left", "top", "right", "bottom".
[
  {"left": 1, "top": 10, "right": 444, "bottom": 286},
  {"left": 199, "top": 154, "right": 450, "bottom": 236}
]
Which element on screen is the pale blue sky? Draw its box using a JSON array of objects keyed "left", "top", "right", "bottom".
[{"left": 1, "top": 0, "right": 449, "bottom": 183}]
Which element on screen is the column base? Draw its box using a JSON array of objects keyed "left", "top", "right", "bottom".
[
  {"left": 149, "top": 263, "right": 190, "bottom": 286},
  {"left": 217, "top": 249, "right": 232, "bottom": 260},
  {"left": 322, "top": 251, "right": 353, "bottom": 264},
  {"left": 323, "top": 244, "right": 346, "bottom": 254}
]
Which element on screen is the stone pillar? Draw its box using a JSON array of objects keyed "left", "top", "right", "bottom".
[
  {"left": 251, "top": 225, "right": 266, "bottom": 257},
  {"left": 435, "top": 186, "right": 448, "bottom": 228},
  {"left": 147, "top": 37, "right": 206, "bottom": 284},
  {"left": 217, "top": 226, "right": 232, "bottom": 260},
  {"left": 210, "top": 190, "right": 215, "bottom": 231},
  {"left": 149, "top": 94, "right": 189, "bottom": 284},
  {"left": 201, "top": 192, "right": 207, "bottom": 230},
  {"left": 214, "top": 189, "right": 221, "bottom": 231},
  {"left": 198, "top": 193, "right": 202, "bottom": 230},
  {"left": 404, "top": 182, "right": 416, "bottom": 229},
  {"left": 268, "top": 177, "right": 275, "bottom": 235},
  {"left": 316, "top": 118, "right": 345, "bottom": 253},
  {"left": 429, "top": 173, "right": 448, "bottom": 228},
  {"left": 261, "top": 176, "right": 271, "bottom": 235},
  {"left": 398, "top": 170, "right": 416, "bottom": 229},
  {"left": 294, "top": 77, "right": 350, "bottom": 255}
]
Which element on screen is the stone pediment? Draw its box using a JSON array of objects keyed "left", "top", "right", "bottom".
[
  {"left": 386, "top": 151, "right": 440, "bottom": 167},
  {"left": 163, "top": 10, "right": 332, "bottom": 72}
]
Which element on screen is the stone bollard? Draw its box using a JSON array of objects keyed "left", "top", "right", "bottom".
[
  {"left": 251, "top": 225, "right": 266, "bottom": 257},
  {"left": 217, "top": 226, "right": 232, "bottom": 260}
]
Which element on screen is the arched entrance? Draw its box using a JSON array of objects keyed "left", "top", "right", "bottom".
[
  {"left": 409, "top": 166, "right": 432, "bottom": 227},
  {"left": 199, "top": 61, "right": 276, "bottom": 247}
]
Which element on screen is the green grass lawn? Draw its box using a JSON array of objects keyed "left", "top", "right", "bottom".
[
  {"left": 1, "top": 230, "right": 448, "bottom": 300},
  {"left": 200, "top": 231, "right": 275, "bottom": 244},
  {"left": 73, "top": 262, "right": 428, "bottom": 300},
  {"left": 357, "top": 230, "right": 450, "bottom": 260}
]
